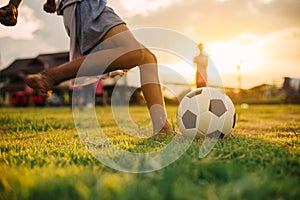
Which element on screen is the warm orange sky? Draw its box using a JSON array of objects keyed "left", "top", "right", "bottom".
[{"left": 0, "top": 0, "right": 300, "bottom": 89}]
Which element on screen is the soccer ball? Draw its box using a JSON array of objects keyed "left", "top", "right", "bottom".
[{"left": 177, "top": 87, "right": 236, "bottom": 139}]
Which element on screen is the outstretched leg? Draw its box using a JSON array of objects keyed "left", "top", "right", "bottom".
[{"left": 26, "top": 24, "right": 173, "bottom": 134}]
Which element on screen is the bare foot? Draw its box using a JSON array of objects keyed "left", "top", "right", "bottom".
[
  {"left": 26, "top": 73, "right": 54, "bottom": 96},
  {"left": 157, "top": 123, "right": 182, "bottom": 137}
]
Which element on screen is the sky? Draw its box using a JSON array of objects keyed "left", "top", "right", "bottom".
[{"left": 0, "top": 0, "right": 300, "bottom": 89}]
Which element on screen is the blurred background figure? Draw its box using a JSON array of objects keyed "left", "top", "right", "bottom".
[
  {"left": 94, "top": 80, "right": 107, "bottom": 106},
  {"left": 194, "top": 43, "right": 208, "bottom": 88}
]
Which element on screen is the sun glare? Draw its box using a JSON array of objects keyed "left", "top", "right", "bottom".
[{"left": 208, "top": 40, "right": 263, "bottom": 75}]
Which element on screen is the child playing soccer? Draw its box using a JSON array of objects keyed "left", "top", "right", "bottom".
[{"left": 1, "top": 0, "right": 175, "bottom": 135}]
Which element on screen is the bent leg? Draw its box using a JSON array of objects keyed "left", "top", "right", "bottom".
[
  {"left": 26, "top": 24, "right": 173, "bottom": 134},
  {"left": 138, "top": 49, "right": 172, "bottom": 134}
]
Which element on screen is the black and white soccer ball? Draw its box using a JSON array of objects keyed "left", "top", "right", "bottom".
[{"left": 177, "top": 87, "right": 236, "bottom": 139}]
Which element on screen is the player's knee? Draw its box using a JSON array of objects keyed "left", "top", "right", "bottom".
[{"left": 140, "top": 48, "right": 157, "bottom": 65}]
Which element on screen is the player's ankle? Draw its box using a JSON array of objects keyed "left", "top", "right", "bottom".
[{"left": 40, "top": 69, "right": 58, "bottom": 87}]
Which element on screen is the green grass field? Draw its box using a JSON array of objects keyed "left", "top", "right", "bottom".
[{"left": 0, "top": 105, "right": 299, "bottom": 200}]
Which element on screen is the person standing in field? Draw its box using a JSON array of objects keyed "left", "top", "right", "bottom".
[
  {"left": 0, "top": 0, "right": 176, "bottom": 135},
  {"left": 194, "top": 43, "right": 208, "bottom": 88}
]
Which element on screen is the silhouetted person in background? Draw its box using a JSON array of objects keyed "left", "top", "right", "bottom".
[{"left": 194, "top": 43, "right": 208, "bottom": 88}]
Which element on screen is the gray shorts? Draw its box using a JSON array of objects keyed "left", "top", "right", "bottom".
[
  {"left": 76, "top": 2, "right": 125, "bottom": 55},
  {"left": 61, "top": 1, "right": 125, "bottom": 60}
]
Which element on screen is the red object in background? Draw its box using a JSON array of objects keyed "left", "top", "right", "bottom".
[
  {"left": 25, "top": 85, "right": 33, "bottom": 94},
  {"left": 30, "top": 95, "right": 46, "bottom": 106},
  {"left": 12, "top": 86, "right": 46, "bottom": 107},
  {"left": 94, "top": 80, "right": 104, "bottom": 95},
  {"left": 12, "top": 91, "right": 28, "bottom": 107}
]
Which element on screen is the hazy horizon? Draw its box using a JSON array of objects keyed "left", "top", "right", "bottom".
[{"left": 1, "top": 0, "right": 300, "bottom": 89}]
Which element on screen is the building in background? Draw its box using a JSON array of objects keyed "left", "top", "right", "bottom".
[
  {"left": 0, "top": 52, "right": 144, "bottom": 107},
  {"left": 0, "top": 52, "right": 69, "bottom": 106},
  {"left": 282, "top": 77, "right": 300, "bottom": 103}
]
